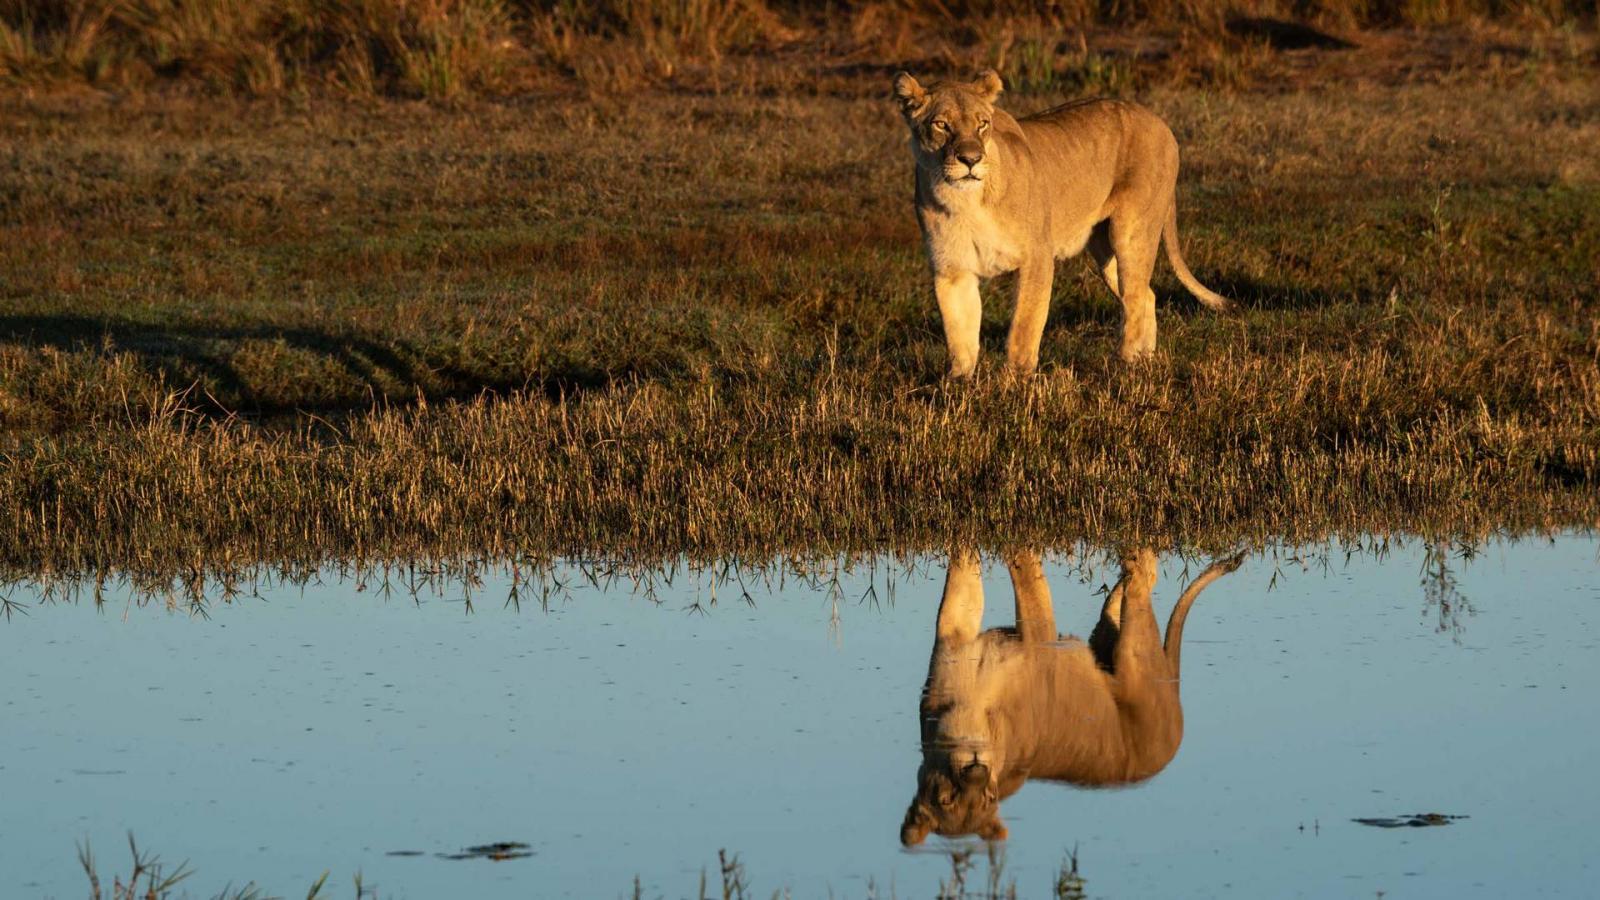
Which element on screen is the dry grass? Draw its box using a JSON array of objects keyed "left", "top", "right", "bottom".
[
  {"left": 1, "top": 40, "right": 1597, "bottom": 578},
  {"left": 78, "top": 833, "right": 351, "bottom": 900},
  {"left": 70, "top": 838, "right": 1078, "bottom": 900},
  {"left": 1, "top": 0, "right": 1595, "bottom": 96},
  {"left": 4, "top": 353, "right": 1594, "bottom": 578},
  {"left": 1, "top": 0, "right": 526, "bottom": 97}
]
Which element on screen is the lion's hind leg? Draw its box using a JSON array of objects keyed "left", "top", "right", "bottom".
[
  {"left": 1085, "top": 221, "right": 1120, "bottom": 299},
  {"left": 1108, "top": 212, "right": 1163, "bottom": 362},
  {"left": 1108, "top": 549, "right": 1184, "bottom": 775},
  {"left": 1103, "top": 550, "right": 1166, "bottom": 683},
  {"left": 1087, "top": 580, "right": 1124, "bottom": 671}
]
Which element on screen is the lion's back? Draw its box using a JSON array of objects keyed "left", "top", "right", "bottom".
[{"left": 1017, "top": 97, "right": 1174, "bottom": 155}]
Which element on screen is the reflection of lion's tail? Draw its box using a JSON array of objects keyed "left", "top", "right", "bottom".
[
  {"left": 1163, "top": 553, "right": 1245, "bottom": 685},
  {"left": 1163, "top": 201, "right": 1230, "bottom": 312}
]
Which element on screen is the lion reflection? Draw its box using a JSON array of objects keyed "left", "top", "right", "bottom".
[{"left": 901, "top": 549, "right": 1240, "bottom": 846}]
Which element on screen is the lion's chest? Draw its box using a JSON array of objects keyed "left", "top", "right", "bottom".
[{"left": 922, "top": 195, "right": 1025, "bottom": 278}]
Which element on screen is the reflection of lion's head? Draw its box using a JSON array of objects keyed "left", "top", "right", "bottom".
[{"left": 900, "top": 753, "right": 1008, "bottom": 846}]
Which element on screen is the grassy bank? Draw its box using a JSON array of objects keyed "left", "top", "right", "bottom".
[
  {"left": 2, "top": 359, "right": 1596, "bottom": 577},
  {"left": 2, "top": 40, "right": 1598, "bottom": 576}
]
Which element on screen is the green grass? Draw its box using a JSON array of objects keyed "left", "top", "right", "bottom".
[{"left": 1, "top": 39, "right": 1597, "bottom": 578}]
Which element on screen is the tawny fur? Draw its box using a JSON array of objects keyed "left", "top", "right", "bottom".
[
  {"left": 893, "top": 70, "right": 1229, "bottom": 375},
  {"left": 900, "top": 549, "right": 1242, "bottom": 846}
]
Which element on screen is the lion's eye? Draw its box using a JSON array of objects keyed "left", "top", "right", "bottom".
[
  {"left": 931, "top": 120, "right": 948, "bottom": 132},
  {"left": 979, "top": 120, "right": 991, "bottom": 131}
]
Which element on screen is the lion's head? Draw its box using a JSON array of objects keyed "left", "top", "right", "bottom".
[
  {"left": 899, "top": 747, "right": 1009, "bottom": 846},
  {"left": 892, "top": 70, "right": 1005, "bottom": 192}
]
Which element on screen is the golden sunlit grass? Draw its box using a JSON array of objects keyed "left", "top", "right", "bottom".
[{"left": 2, "top": 0, "right": 1594, "bottom": 96}]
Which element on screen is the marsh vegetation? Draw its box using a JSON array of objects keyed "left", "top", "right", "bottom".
[{"left": 76, "top": 838, "right": 1084, "bottom": 899}]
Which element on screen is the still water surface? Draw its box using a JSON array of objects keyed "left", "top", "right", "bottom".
[{"left": 4, "top": 537, "right": 1598, "bottom": 898}]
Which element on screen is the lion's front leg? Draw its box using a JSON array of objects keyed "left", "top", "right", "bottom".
[
  {"left": 934, "top": 271, "right": 982, "bottom": 378},
  {"left": 1005, "top": 256, "right": 1054, "bottom": 376},
  {"left": 936, "top": 549, "right": 985, "bottom": 644},
  {"left": 1004, "top": 551, "right": 1055, "bottom": 642}
]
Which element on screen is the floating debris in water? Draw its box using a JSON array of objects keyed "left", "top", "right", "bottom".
[
  {"left": 1353, "top": 813, "right": 1468, "bottom": 828},
  {"left": 385, "top": 841, "right": 534, "bottom": 860},
  {"left": 438, "top": 842, "right": 534, "bottom": 861}
]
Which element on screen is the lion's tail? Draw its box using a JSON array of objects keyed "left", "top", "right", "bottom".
[
  {"left": 1163, "top": 553, "right": 1244, "bottom": 687},
  {"left": 1162, "top": 200, "right": 1230, "bottom": 312}
]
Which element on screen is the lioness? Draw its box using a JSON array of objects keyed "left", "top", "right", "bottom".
[
  {"left": 900, "top": 549, "right": 1241, "bottom": 845},
  {"left": 892, "top": 70, "right": 1229, "bottom": 374}
]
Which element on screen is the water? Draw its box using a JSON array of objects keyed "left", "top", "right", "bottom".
[{"left": 3, "top": 537, "right": 1598, "bottom": 898}]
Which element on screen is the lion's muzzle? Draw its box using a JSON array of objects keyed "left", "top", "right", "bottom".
[
  {"left": 960, "top": 759, "right": 992, "bottom": 786},
  {"left": 945, "top": 139, "right": 987, "bottom": 184}
]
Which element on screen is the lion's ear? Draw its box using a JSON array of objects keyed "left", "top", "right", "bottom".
[
  {"left": 901, "top": 820, "right": 931, "bottom": 847},
  {"left": 900, "top": 801, "right": 933, "bottom": 846},
  {"left": 892, "top": 71, "right": 927, "bottom": 116},
  {"left": 972, "top": 68, "right": 1004, "bottom": 103},
  {"left": 977, "top": 817, "right": 1009, "bottom": 843}
]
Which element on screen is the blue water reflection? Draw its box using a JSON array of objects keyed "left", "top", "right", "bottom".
[{"left": 3, "top": 537, "right": 1597, "bottom": 897}]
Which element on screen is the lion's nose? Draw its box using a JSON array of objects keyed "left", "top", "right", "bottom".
[
  {"left": 961, "top": 760, "right": 991, "bottom": 785},
  {"left": 956, "top": 148, "right": 984, "bottom": 167}
]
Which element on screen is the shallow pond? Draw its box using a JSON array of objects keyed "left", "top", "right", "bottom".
[{"left": 4, "top": 537, "right": 1598, "bottom": 898}]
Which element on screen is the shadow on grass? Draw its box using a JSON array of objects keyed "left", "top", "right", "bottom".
[
  {"left": 1034, "top": 268, "right": 1358, "bottom": 333},
  {"left": 1204, "top": 274, "right": 1366, "bottom": 311},
  {"left": 0, "top": 313, "right": 614, "bottom": 416},
  {"left": 1225, "top": 16, "right": 1358, "bottom": 50}
]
